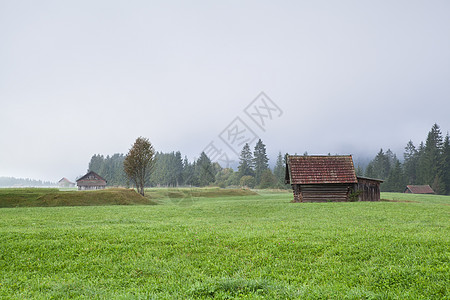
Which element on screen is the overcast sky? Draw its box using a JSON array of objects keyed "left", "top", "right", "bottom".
[{"left": 1, "top": 0, "right": 450, "bottom": 182}]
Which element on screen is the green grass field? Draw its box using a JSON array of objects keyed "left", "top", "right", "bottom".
[
  {"left": 382, "top": 192, "right": 450, "bottom": 205},
  {"left": 0, "top": 189, "right": 449, "bottom": 299}
]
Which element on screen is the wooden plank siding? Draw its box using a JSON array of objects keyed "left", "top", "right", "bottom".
[
  {"left": 297, "top": 184, "right": 354, "bottom": 202},
  {"left": 356, "top": 177, "right": 383, "bottom": 202}
]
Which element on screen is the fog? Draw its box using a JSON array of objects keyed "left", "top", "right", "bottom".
[{"left": 1, "top": 1, "right": 449, "bottom": 181}]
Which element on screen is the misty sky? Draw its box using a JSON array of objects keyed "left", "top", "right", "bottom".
[{"left": 1, "top": 0, "right": 450, "bottom": 182}]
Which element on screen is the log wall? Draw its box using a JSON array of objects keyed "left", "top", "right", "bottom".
[{"left": 292, "top": 184, "right": 353, "bottom": 202}]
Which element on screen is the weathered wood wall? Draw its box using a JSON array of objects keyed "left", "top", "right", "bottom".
[
  {"left": 356, "top": 177, "right": 381, "bottom": 201},
  {"left": 292, "top": 184, "right": 302, "bottom": 202},
  {"left": 78, "top": 185, "right": 106, "bottom": 191},
  {"left": 291, "top": 180, "right": 382, "bottom": 202},
  {"left": 291, "top": 184, "right": 353, "bottom": 202}
]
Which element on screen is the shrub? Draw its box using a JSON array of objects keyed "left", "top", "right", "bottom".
[{"left": 240, "top": 175, "right": 256, "bottom": 188}]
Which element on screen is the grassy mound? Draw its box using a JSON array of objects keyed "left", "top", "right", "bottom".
[
  {"left": 0, "top": 188, "right": 155, "bottom": 207},
  {"left": 0, "top": 188, "right": 59, "bottom": 208}
]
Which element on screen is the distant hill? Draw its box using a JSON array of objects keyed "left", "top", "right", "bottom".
[{"left": 0, "top": 177, "right": 56, "bottom": 187}]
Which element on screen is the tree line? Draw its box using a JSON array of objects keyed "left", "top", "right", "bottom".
[
  {"left": 0, "top": 177, "right": 55, "bottom": 187},
  {"left": 87, "top": 123, "right": 450, "bottom": 194},
  {"left": 363, "top": 123, "right": 450, "bottom": 194},
  {"left": 87, "top": 139, "right": 287, "bottom": 190}
]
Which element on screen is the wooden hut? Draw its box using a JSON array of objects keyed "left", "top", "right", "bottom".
[
  {"left": 76, "top": 171, "right": 107, "bottom": 190},
  {"left": 404, "top": 185, "right": 435, "bottom": 194},
  {"left": 285, "top": 155, "right": 382, "bottom": 202},
  {"left": 58, "top": 177, "right": 75, "bottom": 188}
]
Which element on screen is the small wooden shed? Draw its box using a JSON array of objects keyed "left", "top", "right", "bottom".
[
  {"left": 285, "top": 155, "right": 382, "bottom": 202},
  {"left": 356, "top": 176, "right": 384, "bottom": 202},
  {"left": 404, "top": 185, "right": 435, "bottom": 194},
  {"left": 58, "top": 177, "right": 75, "bottom": 188},
  {"left": 76, "top": 171, "right": 107, "bottom": 190}
]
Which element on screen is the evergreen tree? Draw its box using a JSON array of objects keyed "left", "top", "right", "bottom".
[
  {"left": 166, "top": 152, "right": 182, "bottom": 187},
  {"left": 442, "top": 134, "right": 450, "bottom": 194},
  {"left": 149, "top": 152, "right": 165, "bottom": 186},
  {"left": 108, "top": 153, "right": 127, "bottom": 186},
  {"left": 238, "top": 143, "right": 254, "bottom": 178},
  {"left": 273, "top": 152, "right": 286, "bottom": 188},
  {"left": 88, "top": 154, "right": 105, "bottom": 174},
  {"left": 185, "top": 162, "right": 198, "bottom": 186},
  {"left": 366, "top": 149, "right": 391, "bottom": 179},
  {"left": 365, "top": 162, "right": 375, "bottom": 178},
  {"left": 366, "top": 149, "right": 406, "bottom": 191},
  {"left": 174, "top": 151, "right": 184, "bottom": 186},
  {"left": 183, "top": 156, "right": 197, "bottom": 186},
  {"left": 195, "top": 152, "right": 215, "bottom": 187},
  {"left": 415, "top": 141, "right": 425, "bottom": 184},
  {"left": 432, "top": 174, "right": 445, "bottom": 195},
  {"left": 385, "top": 149, "right": 396, "bottom": 168},
  {"left": 149, "top": 152, "right": 187, "bottom": 187},
  {"left": 253, "top": 139, "right": 269, "bottom": 185},
  {"left": 403, "top": 140, "right": 418, "bottom": 184},
  {"left": 418, "top": 123, "right": 444, "bottom": 189},
  {"left": 384, "top": 158, "right": 405, "bottom": 192},
  {"left": 355, "top": 164, "right": 364, "bottom": 177}
]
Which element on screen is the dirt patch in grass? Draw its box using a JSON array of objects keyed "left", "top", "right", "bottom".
[{"left": 380, "top": 199, "right": 420, "bottom": 203}]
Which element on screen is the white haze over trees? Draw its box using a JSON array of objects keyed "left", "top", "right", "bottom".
[{"left": 1, "top": 1, "right": 449, "bottom": 182}]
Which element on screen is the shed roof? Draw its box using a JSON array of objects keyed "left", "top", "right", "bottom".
[
  {"left": 286, "top": 155, "right": 358, "bottom": 184},
  {"left": 405, "top": 185, "right": 435, "bottom": 194},
  {"left": 357, "top": 176, "right": 384, "bottom": 183},
  {"left": 58, "top": 177, "right": 74, "bottom": 184}
]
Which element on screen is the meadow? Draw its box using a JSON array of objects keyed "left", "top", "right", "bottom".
[{"left": 0, "top": 188, "right": 448, "bottom": 299}]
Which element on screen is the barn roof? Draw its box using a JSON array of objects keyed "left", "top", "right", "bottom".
[
  {"left": 405, "top": 185, "right": 435, "bottom": 194},
  {"left": 76, "top": 171, "right": 107, "bottom": 186},
  {"left": 286, "top": 155, "right": 358, "bottom": 184}
]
